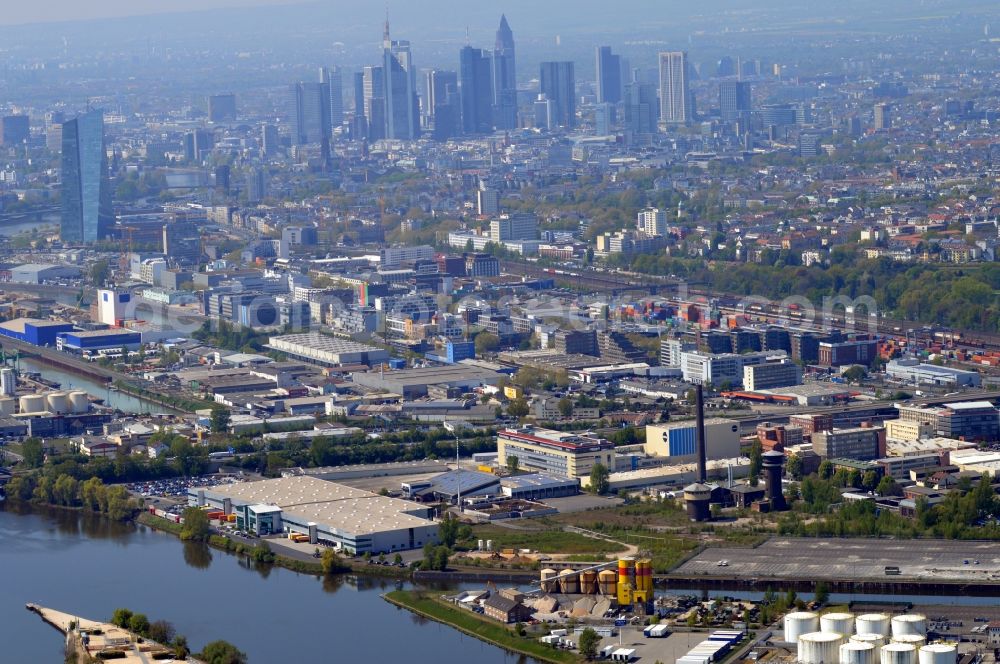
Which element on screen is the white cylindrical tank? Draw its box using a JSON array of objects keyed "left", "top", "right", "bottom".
[
  {"left": 0, "top": 397, "right": 15, "bottom": 416},
  {"left": 19, "top": 394, "right": 46, "bottom": 413},
  {"left": 853, "top": 634, "right": 887, "bottom": 648},
  {"left": 891, "top": 615, "right": 927, "bottom": 638},
  {"left": 799, "top": 632, "right": 845, "bottom": 664},
  {"left": 856, "top": 614, "right": 891, "bottom": 637},
  {"left": 785, "top": 612, "right": 820, "bottom": 643},
  {"left": 69, "top": 390, "right": 89, "bottom": 413},
  {"left": 46, "top": 391, "right": 68, "bottom": 414},
  {"left": 892, "top": 636, "right": 926, "bottom": 649},
  {"left": 822, "top": 613, "right": 855, "bottom": 637},
  {"left": 881, "top": 643, "right": 917, "bottom": 664},
  {"left": 918, "top": 645, "right": 956, "bottom": 664},
  {"left": 841, "top": 642, "right": 877, "bottom": 664},
  {"left": 486, "top": 540, "right": 493, "bottom": 552},
  {"left": 477, "top": 539, "right": 484, "bottom": 551}
]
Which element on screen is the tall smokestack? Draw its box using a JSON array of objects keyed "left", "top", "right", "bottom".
[{"left": 695, "top": 383, "right": 707, "bottom": 483}]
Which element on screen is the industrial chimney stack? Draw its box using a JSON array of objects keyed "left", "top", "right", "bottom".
[{"left": 695, "top": 383, "right": 707, "bottom": 483}]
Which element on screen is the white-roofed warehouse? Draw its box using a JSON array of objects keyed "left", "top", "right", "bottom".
[{"left": 189, "top": 476, "right": 440, "bottom": 555}]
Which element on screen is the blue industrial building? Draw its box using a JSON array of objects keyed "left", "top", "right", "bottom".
[
  {"left": 0, "top": 318, "right": 76, "bottom": 346},
  {"left": 56, "top": 329, "right": 142, "bottom": 353},
  {"left": 446, "top": 340, "right": 475, "bottom": 363}
]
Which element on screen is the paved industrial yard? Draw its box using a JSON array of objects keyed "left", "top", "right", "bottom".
[
  {"left": 596, "top": 627, "right": 709, "bottom": 664},
  {"left": 674, "top": 538, "right": 1000, "bottom": 582}
]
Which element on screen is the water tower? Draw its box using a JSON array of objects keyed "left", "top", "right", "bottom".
[{"left": 762, "top": 450, "right": 787, "bottom": 511}]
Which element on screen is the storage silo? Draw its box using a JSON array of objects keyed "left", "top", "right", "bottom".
[
  {"left": 892, "top": 636, "right": 926, "bottom": 649},
  {"left": 598, "top": 569, "right": 617, "bottom": 596},
  {"left": 46, "top": 391, "right": 68, "bottom": 414},
  {"left": 891, "top": 615, "right": 927, "bottom": 638},
  {"left": 856, "top": 614, "right": 891, "bottom": 638},
  {"left": 0, "top": 397, "right": 15, "bottom": 416},
  {"left": 19, "top": 394, "right": 46, "bottom": 413},
  {"left": 784, "top": 612, "right": 820, "bottom": 643},
  {"left": 69, "top": 390, "right": 89, "bottom": 414},
  {"left": 581, "top": 570, "right": 598, "bottom": 594},
  {"left": 559, "top": 568, "right": 579, "bottom": 594},
  {"left": 841, "top": 641, "right": 877, "bottom": 664},
  {"left": 853, "top": 634, "right": 887, "bottom": 648},
  {"left": 917, "top": 644, "right": 956, "bottom": 664},
  {"left": 0, "top": 367, "right": 15, "bottom": 396},
  {"left": 881, "top": 643, "right": 917, "bottom": 664},
  {"left": 822, "top": 613, "right": 856, "bottom": 637},
  {"left": 799, "top": 632, "right": 845, "bottom": 664},
  {"left": 540, "top": 568, "right": 558, "bottom": 593}
]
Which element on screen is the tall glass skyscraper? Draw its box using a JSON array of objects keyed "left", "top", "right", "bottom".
[
  {"left": 492, "top": 14, "right": 517, "bottom": 130},
  {"left": 460, "top": 46, "right": 493, "bottom": 135},
  {"left": 60, "top": 109, "right": 112, "bottom": 244},
  {"left": 596, "top": 46, "right": 622, "bottom": 104},
  {"left": 539, "top": 61, "right": 576, "bottom": 128}
]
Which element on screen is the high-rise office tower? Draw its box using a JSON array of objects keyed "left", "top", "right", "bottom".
[
  {"left": 46, "top": 111, "right": 65, "bottom": 152},
  {"left": 460, "top": 46, "right": 493, "bottom": 134},
  {"left": 362, "top": 65, "right": 386, "bottom": 141},
  {"left": 320, "top": 66, "right": 344, "bottom": 135},
  {"left": 492, "top": 14, "right": 517, "bottom": 130},
  {"left": 874, "top": 102, "right": 891, "bottom": 131},
  {"left": 246, "top": 168, "right": 267, "bottom": 203},
  {"left": 261, "top": 123, "right": 278, "bottom": 157},
  {"left": 382, "top": 20, "right": 419, "bottom": 140},
  {"left": 596, "top": 46, "right": 622, "bottom": 104},
  {"left": 659, "top": 51, "right": 692, "bottom": 125},
  {"left": 207, "top": 94, "right": 237, "bottom": 122},
  {"left": 427, "top": 69, "right": 459, "bottom": 140},
  {"left": 539, "top": 61, "right": 576, "bottom": 128},
  {"left": 289, "top": 81, "right": 331, "bottom": 145},
  {"left": 60, "top": 109, "right": 112, "bottom": 244},
  {"left": 624, "top": 82, "right": 657, "bottom": 135},
  {"left": 719, "top": 81, "right": 751, "bottom": 122},
  {"left": 184, "top": 129, "right": 215, "bottom": 162}
]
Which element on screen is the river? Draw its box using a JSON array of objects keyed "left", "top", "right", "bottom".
[
  {"left": 17, "top": 357, "right": 160, "bottom": 414},
  {"left": 0, "top": 505, "right": 534, "bottom": 663}
]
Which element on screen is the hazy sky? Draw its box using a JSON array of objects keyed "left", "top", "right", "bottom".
[{"left": 0, "top": 0, "right": 303, "bottom": 25}]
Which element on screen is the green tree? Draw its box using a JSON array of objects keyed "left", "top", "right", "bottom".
[
  {"left": 22, "top": 436, "right": 43, "bottom": 468},
  {"left": 210, "top": 407, "right": 231, "bottom": 434},
  {"left": 474, "top": 332, "right": 500, "bottom": 356},
  {"left": 861, "top": 470, "right": 879, "bottom": 492},
  {"left": 818, "top": 460, "right": 834, "bottom": 480},
  {"left": 589, "top": 462, "right": 610, "bottom": 495},
  {"left": 89, "top": 259, "right": 110, "bottom": 286},
  {"left": 557, "top": 397, "right": 574, "bottom": 417},
  {"left": 438, "top": 513, "right": 460, "bottom": 548},
  {"left": 578, "top": 627, "right": 601, "bottom": 660},
  {"left": 172, "top": 635, "right": 190, "bottom": 660},
  {"left": 814, "top": 581, "right": 830, "bottom": 605},
  {"left": 786, "top": 454, "right": 804, "bottom": 481},
  {"left": 506, "top": 398, "right": 529, "bottom": 418},
  {"left": 148, "top": 620, "right": 175, "bottom": 645},
  {"left": 198, "top": 640, "right": 247, "bottom": 664},
  {"left": 321, "top": 549, "right": 346, "bottom": 574},
  {"left": 876, "top": 476, "right": 899, "bottom": 497},
  {"left": 180, "top": 507, "right": 211, "bottom": 541},
  {"left": 128, "top": 613, "right": 150, "bottom": 637},
  {"left": 842, "top": 366, "right": 867, "bottom": 383},
  {"left": 111, "top": 608, "right": 133, "bottom": 629},
  {"left": 748, "top": 440, "right": 763, "bottom": 487},
  {"left": 506, "top": 454, "right": 520, "bottom": 474}
]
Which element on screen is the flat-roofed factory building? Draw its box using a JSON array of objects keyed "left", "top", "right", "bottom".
[{"left": 189, "top": 476, "right": 439, "bottom": 555}]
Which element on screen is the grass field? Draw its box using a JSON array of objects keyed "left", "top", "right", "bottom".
[
  {"left": 384, "top": 590, "right": 579, "bottom": 664},
  {"left": 465, "top": 524, "right": 628, "bottom": 555}
]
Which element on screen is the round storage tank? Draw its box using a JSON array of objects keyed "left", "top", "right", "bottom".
[
  {"left": 19, "top": 394, "right": 46, "bottom": 414},
  {"left": 853, "top": 634, "right": 887, "bottom": 648},
  {"left": 892, "top": 636, "right": 926, "bottom": 649},
  {"left": 559, "top": 568, "right": 579, "bottom": 594},
  {"left": 785, "top": 612, "right": 820, "bottom": 643},
  {"left": 799, "top": 632, "right": 845, "bottom": 664},
  {"left": 540, "top": 568, "right": 558, "bottom": 593},
  {"left": 822, "top": 613, "right": 856, "bottom": 637},
  {"left": 857, "top": 614, "right": 891, "bottom": 637},
  {"left": 891, "top": 615, "right": 927, "bottom": 638},
  {"left": 598, "top": 569, "right": 617, "bottom": 595},
  {"left": 918, "top": 645, "right": 956, "bottom": 664},
  {"left": 882, "top": 644, "right": 917, "bottom": 664},
  {"left": 0, "top": 397, "right": 15, "bottom": 416},
  {"left": 581, "top": 570, "right": 598, "bottom": 594},
  {"left": 69, "top": 390, "right": 89, "bottom": 414},
  {"left": 841, "top": 642, "right": 877, "bottom": 664},
  {"left": 46, "top": 391, "right": 68, "bottom": 414}
]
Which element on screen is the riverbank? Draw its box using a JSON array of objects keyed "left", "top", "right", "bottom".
[
  {"left": 135, "top": 512, "right": 412, "bottom": 580},
  {"left": 383, "top": 590, "right": 579, "bottom": 664}
]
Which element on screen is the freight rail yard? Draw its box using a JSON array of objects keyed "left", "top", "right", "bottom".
[{"left": 674, "top": 538, "right": 1000, "bottom": 583}]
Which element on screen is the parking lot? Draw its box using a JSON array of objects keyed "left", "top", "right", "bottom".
[
  {"left": 674, "top": 537, "right": 1000, "bottom": 582},
  {"left": 126, "top": 473, "right": 246, "bottom": 499}
]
